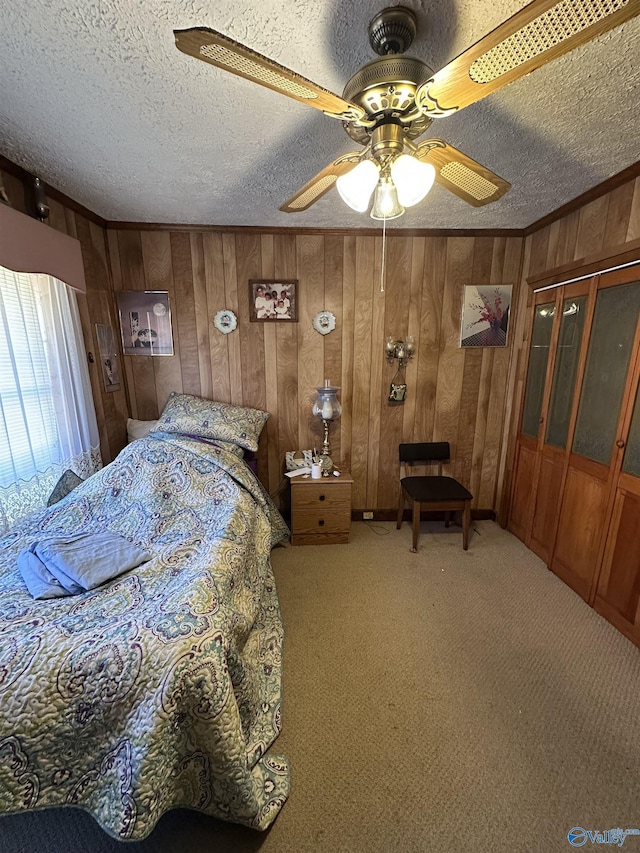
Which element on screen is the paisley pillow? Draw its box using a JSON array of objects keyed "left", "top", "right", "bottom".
[{"left": 156, "top": 392, "right": 269, "bottom": 452}]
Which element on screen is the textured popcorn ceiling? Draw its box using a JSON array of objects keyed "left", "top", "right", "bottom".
[{"left": 0, "top": 0, "right": 638, "bottom": 230}]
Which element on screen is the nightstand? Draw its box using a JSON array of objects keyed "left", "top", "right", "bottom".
[{"left": 290, "top": 471, "right": 353, "bottom": 545}]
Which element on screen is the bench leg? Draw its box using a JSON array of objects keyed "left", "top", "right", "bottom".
[
  {"left": 444, "top": 510, "right": 451, "bottom": 528},
  {"left": 462, "top": 501, "right": 471, "bottom": 550},
  {"left": 412, "top": 501, "right": 420, "bottom": 552}
]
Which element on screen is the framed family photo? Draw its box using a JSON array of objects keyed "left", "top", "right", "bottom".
[
  {"left": 249, "top": 280, "right": 298, "bottom": 322},
  {"left": 116, "top": 290, "right": 174, "bottom": 356},
  {"left": 460, "top": 284, "right": 513, "bottom": 348}
]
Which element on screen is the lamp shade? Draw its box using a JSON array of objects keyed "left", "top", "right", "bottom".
[
  {"left": 336, "top": 160, "right": 379, "bottom": 213},
  {"left": 312, "top": 380, "right": 342, "bottom": 421},
  {"left": 370, "top": 178, "right": 405, "bottom": 220},
  {"left": 390, "top": 154, "right": 436, "bottom": 207}
]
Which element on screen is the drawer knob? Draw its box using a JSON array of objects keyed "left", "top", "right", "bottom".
[
  {"left": 318, "top": 519, "right": 325, "bottom": 527},
  {"left": 319, "top": 494, "right": 326, "bottom": 501}
]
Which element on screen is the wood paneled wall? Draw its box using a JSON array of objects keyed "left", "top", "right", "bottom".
[
  {"left": 107, "top": 227, "right": 523, "bottom": 512},
  {"left": 5, "top": 156, "right": 640, "bottom": 518},
  {"left": 499, "top": 174, "right": 640, "bottom": 523},
  {"left": 0, "top": 167, "right": 128, "bottom": 464}
]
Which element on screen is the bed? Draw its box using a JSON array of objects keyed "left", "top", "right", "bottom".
[{"left": 0, "top": 393, "right": 290, "bottom": 840}]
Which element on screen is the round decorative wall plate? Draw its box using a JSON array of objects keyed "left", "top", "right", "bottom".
[
  {"left": 313, "top": 310, "right": 336, "bottom": 336},
  {"left": 214, "top": 309, "right": 237, "bottom": 334}
]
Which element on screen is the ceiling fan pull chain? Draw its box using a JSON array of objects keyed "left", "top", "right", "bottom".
[{"left": 380, "top": 216, "right": 387, "bottom": 293}]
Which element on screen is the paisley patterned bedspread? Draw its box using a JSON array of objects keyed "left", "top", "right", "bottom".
[{"left": 0, "top": 432, "right": 290, "bottom": 839}]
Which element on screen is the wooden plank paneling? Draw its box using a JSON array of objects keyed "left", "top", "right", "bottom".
[
  {"left": 604, "top": 182, "right": 636, "bottom": 248},
  {"left": 236, "top": 234, "right": 265, "bottom": 413},
  {"left": 434, "top": 237, "right": 474, "bottom": 475},
  {"left": 261, "top": 234, "right": 280, "bottom": 498},
  {"left": 274, "top": 234, "right": 299, "bottom": 501},
  {"left": 324, "top": 236, "right": 343, "bottom": 467},
  {"left": 141, "top": 231, "right": 183, "bottom": 412},
  {"left": 222, "top": 234, "right": 243, "bottom": 407},
  {"left": 376, "top": 236, "right": 412, "bottom": 508},
  {"left": 366, "top": 235, "right": 385, "bottom": 509},
  {"left": 203, "top": 232, "right": 231, "bottom": 403},
  {"left": 415, "top": 238, "right": 447, "bottom": 443},
  {"left": 340, "top": 236, "right": 356, "bottom": 473},
  {"left": 351, "top": 237, "right": 375, "bottom": 508},
  {"left": 191, "top": 233, "right": 213, "bottom": 400},
  {"left": 402, "top": 237, "right": 425, "bottom": 442},
  {"left": 627, "top": 178, "right": 640, "bottom": 242},
  {"left": 574, "top": 195, "right": 610, "bottom": 260},
  {"left": 169, "top": 231, "right": 200, "bottom": 399},
  {"left": 296, "top": 235, "right": 324, "bottom": 454}
]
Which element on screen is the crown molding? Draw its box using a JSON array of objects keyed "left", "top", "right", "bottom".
[{"left": 104, "top": 221, "right": 523, "bottom": 237}]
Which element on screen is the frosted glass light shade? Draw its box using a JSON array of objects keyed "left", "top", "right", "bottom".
[
  {"left": 336, "top": 160, "right": 379, "bottom": 212},
  {"left": 390, "top": 154, "right": 436, "bottom": 207},
  {"left": 370, "top": 179, "right": 405, "bottom": 220},
  {"left": 312, "top": 380, "right": 342, "bottom": 421}
]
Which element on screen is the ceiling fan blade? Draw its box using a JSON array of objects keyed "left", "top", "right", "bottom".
[
  {"left": 280, "top": 152, "right": 365, "bottom": 212},
  {"left": 415, "top": 0, "right": 640, "bottom": 117},
  {"left": 174, "top": 27, "right": 365, "bottom": 122},
  {"left": 415, "top": 140, "right": 511, "bottom": 206}
]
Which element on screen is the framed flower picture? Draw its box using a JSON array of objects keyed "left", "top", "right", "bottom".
[{"left": 460, "top": 284, "right": 513, "bottom": 348}]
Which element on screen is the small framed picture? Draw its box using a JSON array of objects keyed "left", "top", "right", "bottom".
[
  {"left": 249, "top": 280, "right": 298, "bottom": 322},
  {"left": 460, "top": 284, "right": 513, "bottom": 348},
  {"left": 95, "top": 323, "right": 121, "bottom": 392},
  {"left": 115, "top": 291, "right": 174, "bottom": 356}
]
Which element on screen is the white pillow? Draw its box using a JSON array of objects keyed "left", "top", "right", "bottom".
[{"left": 127, "top": 418, "right": 159, "bottom": 443}]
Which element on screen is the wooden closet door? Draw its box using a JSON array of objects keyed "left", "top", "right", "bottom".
[
  {"left": 528, "top": 283, "right": 591, "bottom": 563},
  {"left": 551, "top": 270, "right": 640, "bottom": 602},
  {"left": 508, "top": 293, "right": 557, "bottom": 542},
  {"left": 594, "top": 274, "right": 640, "bottom": 642}
]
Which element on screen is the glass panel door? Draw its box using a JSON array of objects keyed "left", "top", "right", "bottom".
[
  {"left": 521, "top": 302, "right": 555, "bottom": 439},
  {"left": 545, "top": 295, "right": 587, "bottom": 449},
  {"left": 572, "top": 281, "right": 640, "bottom": 464}
]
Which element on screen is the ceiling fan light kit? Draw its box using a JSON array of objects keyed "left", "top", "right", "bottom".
[
  {"left": 174, "top": 0, "right": 640, "bottom": 221},
  {"left": 391, "top": 154, "right": 436, "bottom": 208},
  {"left": 370, "top": 176, "right": 405, "bottom": 220},
  {"left": 336, "top": 159, "right": 379, "bottom": 212}
]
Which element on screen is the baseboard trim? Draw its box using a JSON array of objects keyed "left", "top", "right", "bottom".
[{"left": 352, "top": 509, "right": 495, "bottom": 522}]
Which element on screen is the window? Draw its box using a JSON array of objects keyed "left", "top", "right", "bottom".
[{"left": 0, "top": 266, "right": 101, "bottom": 533}]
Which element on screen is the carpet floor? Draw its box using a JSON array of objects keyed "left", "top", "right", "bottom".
[{"left": 2, "top": 520, "right": 640, "bottom": 853}]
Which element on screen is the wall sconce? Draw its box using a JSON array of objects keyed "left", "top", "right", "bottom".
[
  {"left": 31, "top": 176, "right": 49, "bottom": 222},
  {"left": 312, "top": 380, "right": 342, "bottom": 475},
  {"left": 385, "top": 336, "right": 415, "bottom": 368}
]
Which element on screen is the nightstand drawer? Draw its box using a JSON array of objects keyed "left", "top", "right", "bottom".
[
  {"left": 291, "top": 508, "right": 350, "bottom": 536},
  {"left": 291, "top": 482, "right": 351, "bottom": 510},
  {"left": 290, "top": 471, "right": 352, "bottom": 545}
]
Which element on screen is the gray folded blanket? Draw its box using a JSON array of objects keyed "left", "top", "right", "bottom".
[{"left": 18, "top": 530, "right": 151, "bottom": 600}]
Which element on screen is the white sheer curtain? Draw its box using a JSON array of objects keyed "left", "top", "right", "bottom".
[{"left": 0, "top": 265, "right": 101, "bottom": 534}]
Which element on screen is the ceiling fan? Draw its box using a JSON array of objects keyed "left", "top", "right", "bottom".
[{"left": 175, "top": 0, "right": 640, "bottom": 220}]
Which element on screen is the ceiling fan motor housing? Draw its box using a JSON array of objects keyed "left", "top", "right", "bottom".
[{"left": 342, "top": 55, "right": 435, "bottom": 145}]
